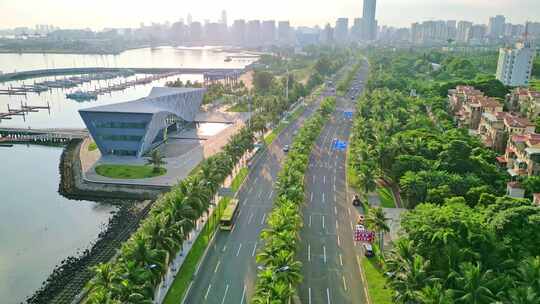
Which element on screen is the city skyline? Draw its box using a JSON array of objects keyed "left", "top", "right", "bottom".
[{"left": 1, "top": 0, "right": 540, "bottom": 30}]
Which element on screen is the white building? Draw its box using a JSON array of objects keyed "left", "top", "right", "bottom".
[{"left": 496, "top": 40, "right": 535, "bottom": 87}]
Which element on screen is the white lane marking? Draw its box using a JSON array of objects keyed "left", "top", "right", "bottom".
[
  {"left": 337, "top": 235, "right": 341, "bottom": 247},
  {"left": 322, "top": 215, "right": 325, "bottom": 230},
  {"left": 214, "top": 260, "right": 221, "bottom": 273},
  {"left": 248, "top": 213, "right": 254, "bottom": 224},
  {"left": 238, "top": 209, "right": 243, "bottom": 217},
  {"left": 343, "top": 276, "right": 348, "bottom": 291},
  {"left": 252, "top": 242, "right": 257, "bottom": 256},
  {"left": 339, "top": 253, "right": 343, "bottom": 266},
  {"left": 222, "top": 245, "right": 227, "bottom": 252},
  {"left": 322, "top": 192, "right": 325, "bottom": 203},
  {"left": 336, "top": 220, "right": 339, "bottom": 231},
  {"left": 240, "top": 285, "right": 246, "bottom": 304},
  {"left": 334, "top": 206, "right": 338, "bottom": 215},
  {"left": 327, "top": 288, "right": 331, "bottom": 304},
  {"left": 221, "top": 284, "right": 230, "bottom": 304},
  {"left": 236, "top": 243, "right": 243, "bottom": 256},
  {"left": 258, "top": 190, "right": 263, "bottom": 199},
  {"left": 248, "top": 187, "right": 253, "bottom": 194},
  {"left": 313, "top": 175, "right": 315, "bottom": 183},
  {"left": 310, "top": 192, "right": 313, "bottom": 203},
  {"left": 269, "top": 189, "right": 273, "bottom": 198},
  {"left": 309, "top": 215, "right": 312, "bottom": 227},
  {"left": 254, "top": 176, "right": 259, "bottom": 184},
  {"left": 323, "top": 245, "right": 327, "bottom": 263},
  {"left": 350, "top": 221, "right": 354, "bottom": 231},
  {"left": 334, "top": 193, "right": 337, "bottom": 203},
  {"left": 348, "top": 208, "right": 351, "bottom": 216},
  {"left": 308, "top": 243, "right": 311, "bottom": 262},
  {"left": 261, "top": 213, "right": 267, "bottom": 225},
  {"left": 333, "top": 183, "right": 336, "bottom": 192},
  {"left": 204, "top": 284, "right": 212, "bottom": 300},
  {"left": 324, "top": 176, "right": 326, "bottom": 184},
  {"left": 308, "top": 287, "right": 312, "bottom": 304}
]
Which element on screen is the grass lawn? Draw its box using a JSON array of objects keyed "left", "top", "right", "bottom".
[
  {"left": 362, "top": 257, "right": 393, "bottom": 304},
  {"left": 264, "top": 105, "right": 305, "bottom": 145},
  {"left": 95, "top": 164, "right": 166, "bottom": 179},
  {"left": 227, "top": 103, "right": 249, "bottom": 112},
  {"left": 162, "top": 166, "right": 249, "bottom": 303},
  {"left": 377, "top": 187, "right": 397, "bottom": 208},
  {"left": 532, "top": 79, "right": 540, "bottom": 91},
  {"left": 88, "top": 142, "right": 97, "bottom": 151}
]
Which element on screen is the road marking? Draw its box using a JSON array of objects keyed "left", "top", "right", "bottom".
[
  {"left": 308, "top": 287, "right": 312, "bottom": 304},
  {"left": 313, "top": 175, "right": 315, "bottom": 183},
  {"left": 323, "top": 245, "right": 327, "bottom": 263},
  {"left": 337, "top": 235, "right": 341, "bottom": 247},
  {"left": 322, "top": 192, "right": 325, "bottom": 203},
  {"left": 204, "top": 284, "right": 212, "bottom": 300},
  {"left": 248, "top": 187, "right": 253, "bottom": 194},
  {"left": 261, "top": 213, "right": 266, "bottom": 225},
  {"left": 252, "top": 242, "right": 257, "bottom": 256},
  {"left": 214, "top": 260, "right": 221, "bottom": 273},
  {"left": 333, "top": 183, "right": 336, "bottom": 192},
  {"left": 269, "top": 189, "right": 273, "bottom": 198},
  {"left": 248, "top": 213, "right": 254, "bottom": 224},
  {"left": 236, "top": 243, "right": 243, "bottom": 256},
  {"left": 240, "top": 285, "right": 246, "bottom": 304},
  {"left": 322, "top": 215, "right": 325, "bottom": 230},
  {"left": 348, "top": 208, "right": 351, "bottom": 216},
  {"left": 258, "top": 190, "right": 263, "bottom": 199},
  {"left": 254, "top": 176, "right": 259, "bottom": 184},
  {"left": 336, "top": 220, "right": 339, "bottom": 230},
  {"left": 221, "top": 284, "right": 230, "bottom": 304},
  {"left": 334, "top": 206, "right": 338, "bottom": 215},
  {"left": 308, "top": 243, "right": 311, "bottom": 262},
  {"left": 222, "top": 245, "right": 227, "bottom": 252},
  {"left": 309, "top": 215, "right": 312, "bottom": 227},
  {"left": 350, "top": 221, "right": 354, "bottom": 231},
  {"left": 310, "top": 192, "right": 313, "bottom": 203},
  {"left": 326, "top": 288, "right": 331, "bottom": 304},
  {"left": 343, "top": 276, "right": 348, "bottom": 291},
  {"left": 339, "top": 253, "right": 343, "bottom": 266},
  {"left": 324, "top": 176, "right": 326, "bottom": 184}
]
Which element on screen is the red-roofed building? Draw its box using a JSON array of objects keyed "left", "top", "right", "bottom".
[
  {"left": 506, "top": 87, "right": 540, "bottom": 120},
  {"left": 503, "top": 133, "right": 540, "bottom": 176}
]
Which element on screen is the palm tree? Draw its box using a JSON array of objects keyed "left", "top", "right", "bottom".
[
  {"left": 88, "top": 263, "right": 118, "bottom": 294},
  {"left": 358, "top": 164, "right": 377, "bottom": 206},
  {"left": 366, "top": 207, "right": 390, "bottom": 252},
  {"left": 146, "top": 150, "right": 166, "bottom": 173},
  {"left": 449, "top": 262, "right": 500, "bottom": 304},
  {"left": 415, "top": 283, "right": 454, "bottom": 304}
]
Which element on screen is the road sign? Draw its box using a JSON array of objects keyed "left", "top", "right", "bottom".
[
  {"left": 343, "top": 111, "right": 354, "bottom": 119},
  {"left": 354, "top": 227, "right": 375, "bottom": 243},
  {"left": 332, "top": 140, "right": 348, "bottom": 151}
]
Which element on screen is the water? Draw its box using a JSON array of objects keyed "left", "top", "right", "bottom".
[
  {"left": 0, "top": 47, "right": 255, "bottom": 129},
  {"left": 0, "top": 144, "right": 117, "bottom": 304}
]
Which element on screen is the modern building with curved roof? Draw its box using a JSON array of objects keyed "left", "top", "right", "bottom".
[{"left": 79, "top": 87, "right": 206, "bottom": 157}]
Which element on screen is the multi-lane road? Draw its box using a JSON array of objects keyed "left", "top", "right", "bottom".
[
  {"left": 184, "top": 88, "right": 332, "bottom": 304},
  {"left": 297, "top": 60, "right": 369, "bottom": 304}
]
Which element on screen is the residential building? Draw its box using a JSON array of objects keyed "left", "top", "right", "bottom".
[
  {"left": 488, "top": 15, "right": 506, "bottom": 38},
  {"left": 320, "top": 23, "right": 334, "bottom": 44},
  {"left": 277, "top": 21, "right": 292, "bottom": 45},
  {"left": 351, "top": 18, "right": 363, "bottom": 42},
  {"left": 79, "top": 87, "right": 205, "bottom": 158},
  {"left": 362, "top": 0, "right": 377, "bottom": 41},
  {"left": 231, "top": 20, "right": 246, "bottom": 46},
  {"left": 448, "top": 86, "right": 502, "bottom": 129},
  {"left": 478, "top": 112, "right": 508, "bottom": 152},
  {"left": 466, "top": 24, "right": 487, "bottom": 44},
  {"left": 456, "top": 21, "right": 473, "bottom": 43},
  {"left": 503, "top": 133, "right": 540, "bottom": 177},
  {"left": 496, "top": 40, "right": 535, "bottom": 87},
  {"left": 334, "top": 18, "right": 349, "bottom": 44},
  {"left": 506, "top": 87, "right": 540, "bottom": 119},
  {"left": 246, "top": 20, "right": 261, "bottom": 47},
  {"left": 261, "top": 20, "right": 276, "bottom": 45}
]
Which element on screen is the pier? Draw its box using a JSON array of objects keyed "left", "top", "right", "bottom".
[
  {"left": 0, "top": 102, "right": 51, "bottom": 121},
  {"left": 0, "top": 127, "right": 88, "bottom": 144}
]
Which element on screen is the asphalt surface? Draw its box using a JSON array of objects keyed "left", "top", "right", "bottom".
[
  {"left": 184, "top": 89, "right": 333, "bottom": 304},
  {"left": 297, "top": 60, "right": 370, "bottom": 304}
]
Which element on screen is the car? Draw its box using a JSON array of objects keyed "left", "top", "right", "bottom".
[
  {"left": 363, "top": 243, "right": 374, "bottom": 257},
  {"left": 283, "top": 145, "right": 290, "bottom": 152},
  {"left": 357, "top": 215, "right": 365, "bottom": 224}
]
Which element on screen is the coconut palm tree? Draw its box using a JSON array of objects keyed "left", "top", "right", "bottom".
[
  {"left": 449, "top": 262, "right": 500, "bottom": 304},
  {"left": 146, "top": 150, "right": 166, "bottom": 173},
  {"left": 365, "top": 206, "right": 390, "bottom": 252},
  {"left": 88, "top": 263, "right": 118, "bottom": 294}
]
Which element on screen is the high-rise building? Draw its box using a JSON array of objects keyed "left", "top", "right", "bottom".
[
  {"left": 351, "top": 18, "right": 363, "bottom": 42},
  {"left": 457, "top": 21, "right": 473, "bottom": 43},
  {"left": 466, "top": 24, "right": 487, "bottom": 43},
  {"left": 334, "top": 18, "right": 349, "bottom": 43},
  {"left": 320, "top": 23, "right": 334, "bottom": 44},
  {"left": 278, "top": 21, "right": 292, "bottom": 45},
  {"left": 261, "top": 20, "right": 276, "bottom": 45},
  {"left": 361, "top": 0, "right": 377, "bottom": 40},
  {"left": 232, "top": 20, "right": 246, "bottom": 46},
  {"left": 247, "top": 20, "right": 261, "bottom": 47},
  {"left": 447, "top": 20, "right": 457, "bottom": 40},
  {"left": 220, "top": 10, "right": 228, "bottom": 26},
  {"left": 189, "top": 21, "right": 202, "bottom": 44},
  {"left": 187, "top": 14, "right": 193, "bottom": 25},
  {"left": 488, "top": 15, "right": 506, "bottom": 38},
  {"left": 496, "top": 33, "right": 535, "bottom": 87}
]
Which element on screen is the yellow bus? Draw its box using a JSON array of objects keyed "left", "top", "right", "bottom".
[{"left": 220, "top": 198, "right": 240, "bottom": 231}]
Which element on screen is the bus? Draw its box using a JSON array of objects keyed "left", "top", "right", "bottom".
[{"left": 220, "top": 198, "right": 240, "bottom": 231}]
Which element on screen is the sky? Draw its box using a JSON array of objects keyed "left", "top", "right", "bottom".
[{"left": 1, "top": 0, "right": 539, "bottom": 30}]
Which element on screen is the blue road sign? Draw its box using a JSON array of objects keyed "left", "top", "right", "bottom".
[
  {"left": 343, "top": 111, "right": 354, "bottom": 119},
  {"left": 332, "top": 140, "right": 348, "bottom": 151}
]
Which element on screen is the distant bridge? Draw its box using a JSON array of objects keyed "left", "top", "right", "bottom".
[{"left": 0, "top": 65, "right": 255, "bottom": 83}]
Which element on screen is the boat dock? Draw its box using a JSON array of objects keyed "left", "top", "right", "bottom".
[
  {"left": 0, "top": 102, "right": 51, "bottom": 121},
  {"left": 0, "top": 127, "right": 88, "bottom": 144}
]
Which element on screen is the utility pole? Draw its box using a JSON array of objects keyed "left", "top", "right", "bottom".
[{"left": 285, "top": 68, "right": 289, "bottom": 102}]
